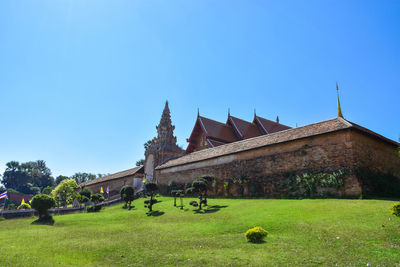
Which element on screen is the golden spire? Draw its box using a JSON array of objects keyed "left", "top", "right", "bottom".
[{"left": 336, "top": 82, "right": 344, "bottom": 118}]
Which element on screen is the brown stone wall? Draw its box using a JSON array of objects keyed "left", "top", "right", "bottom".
[
  {"left": 85, "top": 175, "right": 136, "bottom": 198},
  {"left": 157, "top": 130, "right": 365, "bottom": 197},
  {"left": 350, "top": 130, "right": 400, "bottom": 177}
]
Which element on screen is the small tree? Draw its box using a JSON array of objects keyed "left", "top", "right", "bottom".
[
  {"left": 51, "top": 179, "right": 78, "bottom": 206},
  {"left": 120, "top": 186, "right": 135, "bottom": 209},
  {"left": 187, "top": 178, "right": 208, "bottom": 210},
  {"left": 30, "top": 194, "right": 56, "bottom": 224},
  {"left": 144, "top": 182, "right": 158, "bottom": 212},
  {"left": 42, "top": 186, "right": 52, "bottom": 195}
]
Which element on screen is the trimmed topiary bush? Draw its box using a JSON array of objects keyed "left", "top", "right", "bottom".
[
  {"left": 86, "top": 205, "right": 102, "bottom": 212},
  {"left": 245, "top": 226, "right": 268, "bottom": 243},
  {"left": 30, "top": 194, "right": 56, "bottom": 225},
  {"left": 17, "top": 203, "right": 31, "bottom": 210},
  {"left": 91, "top": 194, "right": 105, "bottom": 204},
  {"left": 390, "top": 203, "right": 400, "bottom": 217},
  {"left": 120, "top": 186, "right": 135, "bottom": 210}
]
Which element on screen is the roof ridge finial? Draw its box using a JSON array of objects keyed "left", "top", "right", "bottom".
[
  {"left": 254, "top": 108, "right": 256, "bottom": 117},
  {"left": 197, "top": 108, "right": 200, "bottom": 118},
  {"left": 336, "top": 82, "right": 344, "bottom": 118},
  {"left": 276, "top": 115, "right": 279, "bottom": 124},
  {"left": 228, "top": 108, "right": 230, "bottom": 117}
]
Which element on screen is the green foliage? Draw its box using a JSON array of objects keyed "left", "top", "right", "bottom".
[
  {"left": 30, "top": 194, "right": 56, "bottom": 218},
  {"left": 42, "top": 186, "right": 52, "bottom": 195},
  {"left": 1, "top": 160, "right": 54, "bottom": 194},
  {"left": 70, "top": 172, "right": 97, "bottom": 185},
  {"left": 390, "top": 203, "right": 400, "bottom": 217},
  {"left": 86, "top": 205, "right": 102, "bottom": 212},
  {"left": 120, "top": 186, "right": 135, "bottom": 209},
  {"left": 187, "top": 177, "right": 212, "bottom": 210},
  {"left": 284, "top": 170, "right": 346, "bottom": 197},
  {"left": 51, "top": 179, "right": 78, "bottom": 205},
  {"left": 144, "top": 182, "right": 158, "bottom": 212},
  {"left": 78, "top": 195, "right": 89, "bottom": 204},
  {"left": 223, "top": 181, "right": 230, "bottom": 190},
  {"left": 144, "top": 140, "right": 152, "bottom": 152},
  {"left": 91, "top": 194, "right": 105, "bottom": 204},
  {"left": 17, "top": 203, "right": 31, "bottom": 210},
  {"left": 79, "top": 187, "right": 92, "bottom": 199},
  {"left": 0, "top": 216, "right": 4, "bottom": 221},
  {"left": 55, "top": 175, "right": 69, "bottom": 185},
  {"left": 245, "top": 226, "right": 268, "bottom": 243},
  {"left": 136, "top": 159, "right": 145, "bottom": 166}
]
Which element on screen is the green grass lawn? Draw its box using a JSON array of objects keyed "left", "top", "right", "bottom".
[{"left": 1, "top": 197, "right": 399, "bottom": 266}]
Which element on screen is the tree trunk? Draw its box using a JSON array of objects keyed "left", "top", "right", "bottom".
[
  {"left": 149, "top": 195, "right": 153, "bottom": 211},
  {"left": 174, "top": 197, "right": 176, "bottom": 206}
]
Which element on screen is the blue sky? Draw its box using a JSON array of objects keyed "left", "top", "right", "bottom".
[{"left": 0, "top": 0, "right": 399, "bottom": 178}]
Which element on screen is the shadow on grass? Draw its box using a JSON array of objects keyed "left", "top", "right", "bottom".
[
  {"left": 146, "top": 211, "right": 165, "bottom": 217},
  {"left": 194, "top": 205, "right": 228, "bottom": 214},
  {"left": 31, "top": 215, "right": 55, "bottom": 226}
]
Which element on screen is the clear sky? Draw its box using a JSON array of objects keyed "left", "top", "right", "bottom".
[{"left": 0, "top": 0, "right": 399, "bottom": 178}]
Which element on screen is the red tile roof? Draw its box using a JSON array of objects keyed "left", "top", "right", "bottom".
[
  {"left": 254, "top": 116, "right": 291, "bottom": 134},
  {"left": 77, "top": 166, "right": 144, "bottom": 188},
  {"left": 198, "top": 116, "right": 238, "bottom": 143},
  {"left": 227, "top": 115, "right": 262, "bottom": 139},
  {"left": 159, "top": 117, "right": 398, "bottom": 170}
]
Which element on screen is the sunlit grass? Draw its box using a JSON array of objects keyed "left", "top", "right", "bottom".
[{"left": 0, "top": 197, "right": 399, "bottom": 266}]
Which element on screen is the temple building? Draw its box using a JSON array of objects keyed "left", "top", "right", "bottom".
[
  {"left": 154, "top": 89, "right": 400, "bottom": 198},
  {"left": 79, "top": 87, "right": 400, "bottom": 198}
]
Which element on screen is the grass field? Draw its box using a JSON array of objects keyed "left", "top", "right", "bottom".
[{"left": 1, "top": 197, "right": 399, "bottom": 266}]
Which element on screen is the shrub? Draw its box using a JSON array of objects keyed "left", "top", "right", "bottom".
[
  {"left": 17, "top": 203, "right": 31, "bottom": 210},
  {"left": 390, "top": 203, "right": 400, "bottom": 217},
  {"left": 79, "top": 187, "right": 92, "bottom": 199},
  {"left": 42, "top": 186, "right": 52, "bottom": 195},
  {"left": 51, "top": 179, "right": 78, "bottom": 206},
  {"left": 86, "top": 205, "right": 102, "bottom": 212},
  {"left": 0, "top": 216, "right": 5, "bottom": 221},
  {"left": 245, "top": 226, "right": 268, "bottom": 243},
  {"left": 30, "top": 194, "right": 56, "bottom": 219},
  {"left": 78, "top": 195, "right": 89, "bottom": 204},
  {"left": 120, "top": 186, "right": 135, "bottom": 209},
  {"left": 91, "top": 194, "right": 105, "bottom": 204}
]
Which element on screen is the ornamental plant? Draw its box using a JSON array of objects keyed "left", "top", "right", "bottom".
[
  {"left": 144, "top": 182, "right": 158, "bottom": 212},
  {"left": 120, "top": 186, "right": 135, "bottom": 210},
  {"left": 245, "top": 226, "right": 268, "bottom": 243},
  {"left": 390, "top": 203, "right": 400, "bottom": 217},
  {"left": 30, "top": 194, "right": 56, "bottom": 224}
]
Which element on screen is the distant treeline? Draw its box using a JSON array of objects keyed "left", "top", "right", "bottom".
[{"left": 0, "top": 160, "right": 107, "bottom": 195}]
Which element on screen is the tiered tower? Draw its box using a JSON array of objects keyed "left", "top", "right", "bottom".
[{"left": 144, "top": 101, "right": 184, "bottom": 180}]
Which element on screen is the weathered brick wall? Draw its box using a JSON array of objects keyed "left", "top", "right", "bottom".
[
  {"left": 350, "top": 130, "right": 400, "bottom": 177},
  {"left": 157, "top": 130, "right": 366, "bottom": 197},
  {"left": 85, "top": 176, "right": 135, "bottom": 197}
]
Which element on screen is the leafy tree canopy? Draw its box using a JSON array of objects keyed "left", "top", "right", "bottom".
[
  {"left": 70, "top": 172, "right": 97, "bottom": 185},
  {"left": 136, "top": 159, "right": 145, "bottom": 166},
  {"left": 51, "top": 179, "right": 78, "bottom": 205},
  {"left": 1, "top": 160, "right": 54, "bottom": 194}
]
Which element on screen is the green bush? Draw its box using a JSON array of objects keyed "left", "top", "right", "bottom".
[
  {"left": 390, "top": 203, "right": 400, "bottom": 217},
  {"left": 86, "top": 205, "right": 102, "bottom": 212},
  {"left": 245, "top": 226, "right": 268, "bottom": 243},
  {"left": 79, "top": 187, "right": 92, "bottom": 199},
  {"left": 17, "top": 203, "right": 31, "bottom": 210},
  {"left": 91, "top": 194, "right": 105, "bottom": 204},
  {"left": 30, "top": 194, "right": 56, "bottom": 219},
  {"left": 120, "top": 186, "right": 135, "bottom": 209},
  {"left": 0, "top": 216, "right": 5, "bottom": 221}
]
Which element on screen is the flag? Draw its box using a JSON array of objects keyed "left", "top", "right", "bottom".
[
  {"left": 0, "top": 191, "right": 7, "bottom": 199},
  {"left": 21, "top": 198, "right": 25, "bottom": 205},
  {"left": 57, "top": 193, "right": 60, "bottom": 198},
  {"left": 143, "top": 178, "right": 147, "bottom": 183},
  {"left": 106, "top": 186, "right": 109, "bottom": 194},
  {"left": 100, "top": 187, "right": 104, "bottom": 194}
]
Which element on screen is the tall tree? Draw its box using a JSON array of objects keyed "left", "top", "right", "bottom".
[
  {"left": 70, "top": 172, "right": 97, "bottom": 185},
  {"left": 55, "top": 175, "right": 69, "bottom": 185}
]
